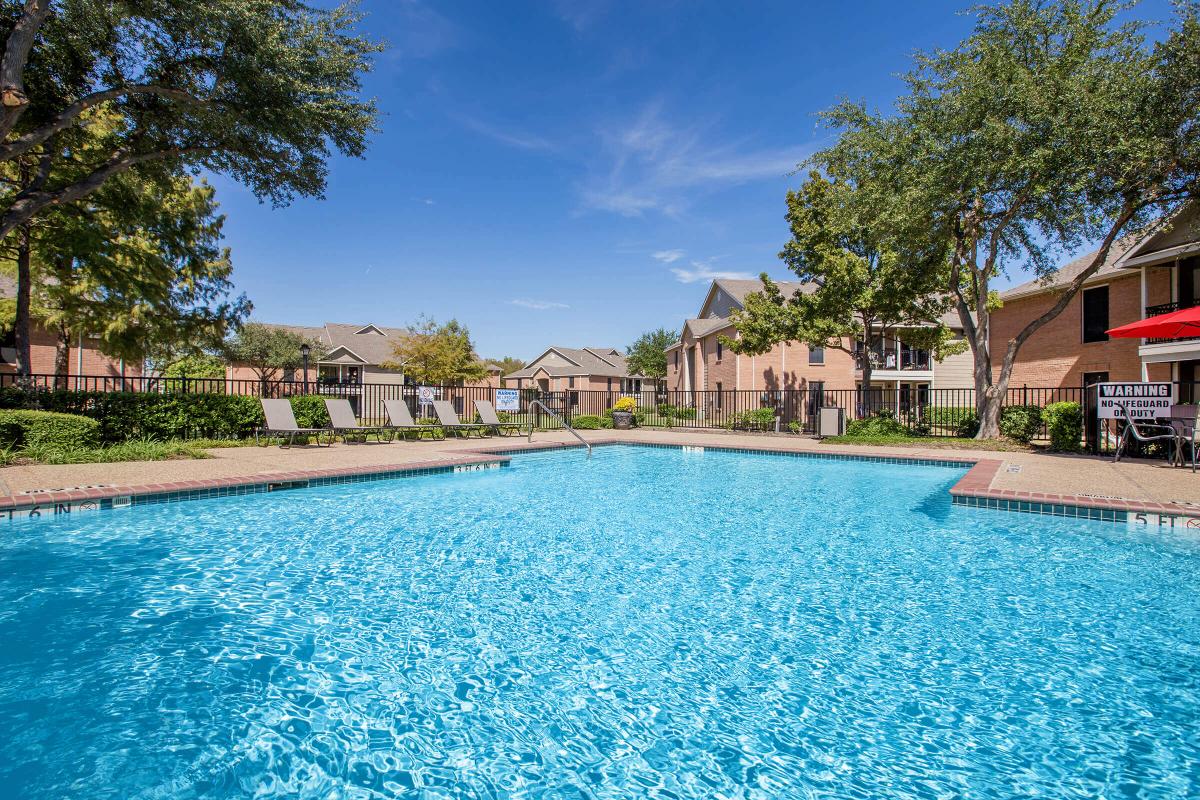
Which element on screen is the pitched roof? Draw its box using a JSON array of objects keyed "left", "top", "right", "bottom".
[
  {"left": 999, "top": 233, "right": 1143, "bottom": 301},
  {"left": 710, "top": 278, "right": 812, "bottom": 308},
  {"left": 255, "top": 321, "right": 409, "bottom": 366},
  {"left": 505, "top": 346, "right": 644, "bottom": 379},
  {"left": 684, "top": 317, "right": 733, "bottom": 337}
]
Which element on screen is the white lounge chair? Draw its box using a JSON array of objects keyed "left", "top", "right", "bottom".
[
  {"left": 324, "top": 398, "right": 388, "bottom": 443},
  {"left": 432, "top": 400, "right": 486, "bottom": 438},
  {"left": 256, "top": 398, "right": 331, "bottom": 447},
  {"left": 383, "top": 399, "right": 444, "bottom": 440},
  {"left": 473, "top": 399, "right": 521, "bottom": 436}
]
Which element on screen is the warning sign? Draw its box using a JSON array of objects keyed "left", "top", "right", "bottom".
[{"left": 1095, "top": 382, "right": 1173, "bottom": 419}]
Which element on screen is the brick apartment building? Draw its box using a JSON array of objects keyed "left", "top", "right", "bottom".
[
  {"left": 0, "top": 275, "right": 139, "bottom": 378},
  {"left": 991, "top": 204, "right": 1199, "bottom": 398},
  {"left": 664, "top": 278, "right": 974, "bottom": 413}
]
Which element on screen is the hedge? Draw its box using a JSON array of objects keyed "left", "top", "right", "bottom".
[
  {"left": 1044, "top": 402, "right": 1083, "bottom": 452},
  {"left": 846, "top": 410, "right": 907, "bottom": 437},
  {"left": 0, "top": 387, "right": 338, "bottom": 443},
  {"left": 0, "top": 409, "right": 100, "bottom": 450},
  {"left": 999, "top": 405, "right": 1043, "bottom": 444},
  {"left": 571, "top": 414, "right": 603, "bottom": 429}
]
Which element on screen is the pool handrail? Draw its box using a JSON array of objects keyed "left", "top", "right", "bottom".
[{"left": 527, "top": 399, "right": 591, "bottom": 456}]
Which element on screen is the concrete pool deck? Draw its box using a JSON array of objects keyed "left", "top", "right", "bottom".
[{"left": 0, "top": 429, "right": 1196, "bottom": 525}]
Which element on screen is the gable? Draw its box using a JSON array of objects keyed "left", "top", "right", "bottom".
[
  {"left": 1118, "top": 203, "right": 1200, "bottom": 268},
  {"left": 353, "top": 324, "right": 387, "bottom": 336}
]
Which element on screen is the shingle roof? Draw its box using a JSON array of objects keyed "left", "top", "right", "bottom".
[
  {"left": 1000, "top": 233, "right": 1143, "bottom": 301},
  {"left": 684, "top": 317, "right": 733, "bottom": 337},
  {"left": 505, "top": 346, "right": 644, "bottom": 379},
  {"left": 711, "top": 278, "right": 812, "bottom": 307},
  {"left": 256, "top": 321, "right": 410, "bottom": 366}
]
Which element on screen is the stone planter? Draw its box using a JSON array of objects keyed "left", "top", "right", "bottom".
[{"left": 611, "top": 411, "right": 634, "bottom": 430}]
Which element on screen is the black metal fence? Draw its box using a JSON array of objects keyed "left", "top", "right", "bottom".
[{"left": 1, "top": 374, "right": 1194, "bottom": 451}]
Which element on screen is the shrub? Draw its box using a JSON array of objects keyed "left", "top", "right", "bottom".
[
  {"left": 924, "top": 405, "right": 978, "bottom": 436},
  {"left": 289, "top": 395, "right": 330, "bottom": 429},
  {"left": 572, "top": 414, "right": 603, "bottom": 430},
  {"left": 1044, "top": 401, "right": 1083, "bottom": 452},
  {"left": 0, "top": 409, "right": 101, "bottom": 449},
  {"left": 787, "top": 420, "right": 802, "bottom": 434},
  {"left": 611, "top": 396, "right": 637, "bottom": 413},
  {"left": 656, "top": 403, "right": 697, "bottom": 420},
  {"left": 728, "top": 407, "right": 777, "bottom": 430},
  {"left": 999, "top": 405, "right": 1042, "bottom": 444},
  {"left": 602, "top": 407, "right": 644, "bottom": 427},
  {"left": 845, "top": 409, "right": 906, "bottom": 438}
]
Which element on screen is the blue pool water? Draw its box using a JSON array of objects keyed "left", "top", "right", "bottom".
[{"left": 0, "top": 445, "right": 1198, "bottom": 799}]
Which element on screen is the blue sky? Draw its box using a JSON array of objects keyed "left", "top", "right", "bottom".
[{"left": 209, "top": 0, "right": 1173, "bottom": 361}]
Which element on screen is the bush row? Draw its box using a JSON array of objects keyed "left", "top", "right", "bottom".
[{"left": 0, "top": 388, "right": 339, "bottom": 445}]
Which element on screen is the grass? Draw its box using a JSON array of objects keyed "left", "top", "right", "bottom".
[
  {"left": 824, "top": 434, "right": 1033, "bottom": 452},
  {"left": 0, "top": 436, "right": 266, "bottom": 466}
]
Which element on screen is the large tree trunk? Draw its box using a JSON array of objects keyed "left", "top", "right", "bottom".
[
  {"left": 13, "top": 222, "right": 32, "bottom": 379},
  {"left": 859, "top": 335, "right": 873, "bottom": 416},
  {"left": 53, "top": 324, "right": 70, "bottom": 388}
]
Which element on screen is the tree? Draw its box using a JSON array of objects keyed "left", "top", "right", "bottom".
[
  {"left": 724, "top": 173, "right": 957, "bottom": 401},
  {"left": 160, "top": 353, "right": 226, "bottom": 380},
  {"left": 224, "top": 322, "right": 321, "bottom": 392},
  {"left": 625, "top": 328, "right": 677, "bottom": 380},
  {"left": 2, "top": 171, "right": 250, "bottom": 377},
  {"left": 0, "top": 0, "right": 380, "bottom": 238},
  {"left": 382, "top": 317, "right": 488, "bottom": 385},
  {"left": 490, "top": 356, "right": 527, "bottom": 384},
  {"left": 817, "top": 0, "right": 1200, "bottom": 437}
]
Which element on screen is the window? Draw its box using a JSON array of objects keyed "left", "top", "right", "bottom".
[
  {"left": 716, "top": 341, "right": 723, "bottom": 360},
  {"left": 715, "top": 381, "right": 723, "bottom": 409},
  {"left": 607, "top": 378, "right": 612, "bottom": 391},
  {"left": 568, "top": 376, "right": 575, "bottom": 388},
  {"left": 674, "top": 351, "right": 679, "bottom": 368},
  {"left": 809, "top": 346, "right": 825, "bottom": 365},
  {"left": 1082, "top": 286, "right": 1109, "bottom": 343}
]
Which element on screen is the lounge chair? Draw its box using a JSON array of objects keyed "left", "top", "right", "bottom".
[
  {"left": 383, "top": 398, "right": 445, "bottom": 440},
  {"left": 324, "top": 398, "right": 389, "bottom": 443},
  {"left": 1113, "top": 402, "right": 1178, "bottom": 463},
  {"left": 432, "top": 400, "right": 486, "bottom": 438},
  {"left": 473, "top": 399, "right": 522, "bottom": 436},
  {"left": 256, "top": 398, "right": 331, "bottom": 447}
]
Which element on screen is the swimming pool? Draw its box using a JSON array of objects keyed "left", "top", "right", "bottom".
[{"left": 1, "top": 444, "right": 1197, "bottom": 798}]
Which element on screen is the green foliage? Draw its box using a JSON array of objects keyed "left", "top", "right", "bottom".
[
  {"left": 491, "top": 356, "right": 527, "bottom": 381},
  {"left": 924, "top": 406, "right": 980, "bottom": 438},
  {"left": 845, "top": 409, "right": 906, "bottom": 438},
  {"left": 0, "top": 0, "right": 382, "bottom": 242},
  {"left": 1044, "top": 402, "right": 1083, "bottom": 451},
  {"left": 656, "top": 403, "right": 697, "bottom": 420},
  {"left": 728, "top": 407, "right": 778, "bottom": 430},
  {"left": 601, "top": 407, "right": 642, "bottom": 427},
  {"left": 161, "top": 353, "right": 227, "bottom": 380},
  {"left": 17, "top": 437, "right": 212, "bottom": 465},
  {"left": 0, "top": 409, "right": 100, "bottom": 449},
  {"left": 571, "top": 414, "right": 603, "bottom": 430},
  {"left": 224, "top": 323, "right": 322, "bottom": 384},
  {"left": 814, "top": 0, "right": 1200, "bottom": 436},
  {"left": 382, "top": 317, "right": 488, "bottom": 385},
  {"left": 625, "top": 328, "right": 677, "bottom": 380},
  {"left": 0, "top": 387, "right": 262, "bottom": 442},
  {"left": 999, "top": 405, "right": 1043, "bottom": 444},
  {"left": 787, "top": 420, "right": 802, "bottom": 434},
  {"left": 289, "top": 396, "right": 330, "bottom": 429}
]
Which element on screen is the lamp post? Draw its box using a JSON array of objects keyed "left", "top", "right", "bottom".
[{"left": 300, "top": 343, "right": 311, "bottom": 394}]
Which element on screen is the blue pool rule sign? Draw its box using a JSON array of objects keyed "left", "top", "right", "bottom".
[{"left": 495, "top": 389, "right": 519, "bottom": 412}]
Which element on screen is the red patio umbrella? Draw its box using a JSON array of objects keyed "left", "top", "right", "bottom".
[{"left": 1106, "top": 304, "right": 1200, "bottom": 339}]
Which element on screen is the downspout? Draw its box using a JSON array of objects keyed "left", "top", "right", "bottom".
[
  {"left": 1140, "top": 265, "right": 1148, "bottom": 382},
  {"left": 76, "top": 331, "right": 83, "bottom": 389}
]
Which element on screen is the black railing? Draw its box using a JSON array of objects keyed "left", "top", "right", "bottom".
[
  {"left": 1144, "top": 299, "right": 1200, "bottom": 344},
  {"left": 3, "top": 373, "right": 1193, "bottom": 453}
]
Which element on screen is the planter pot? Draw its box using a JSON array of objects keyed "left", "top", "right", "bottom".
[{"left": 611, "top": 411, "right": 634, "bottom": 430}]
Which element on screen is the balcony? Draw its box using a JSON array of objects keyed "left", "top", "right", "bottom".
[
  {"left": 852, "top": 342, "right": 932, "bottom": 375},
  {"left": 1144, "top": 299, "right": 1199, "bottom": 344}
]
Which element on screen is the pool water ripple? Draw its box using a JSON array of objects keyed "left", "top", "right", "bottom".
[{"left": 0, "top": 445, "right": 1198, "bottom": 798}]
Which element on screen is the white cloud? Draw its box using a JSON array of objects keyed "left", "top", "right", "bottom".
[
  {"left": 579, "top": 102, "right": 814, "bottom": 217},
  {"left": 510, "top": 298, "right": 570, "bottom": 310},
  {"left": 652, "top": 249, "right": 685, "bottom": 263},
  {"left": 454, "top": 113, "right": 553, "bottom": 152},
  {"left": 670, "top": 261, "right": 756, "bottom": 284}
]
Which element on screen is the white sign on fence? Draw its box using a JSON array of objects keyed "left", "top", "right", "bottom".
[
  {"left": 1095, "top": 382, "right": 1173, "bottom": 419},
  {"left": 495, "top": 388, "right": 519, "bottom": 412}
]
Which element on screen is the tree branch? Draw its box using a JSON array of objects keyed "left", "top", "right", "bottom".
[
  {"left": 0, "top": 145, "right": 208, "bottom": 239},
  {"left": 0, "top": 0, "right": 53, "bottom": 141},
  {"left": 0, "top": 84, "right": 205, "bottom": 163}
]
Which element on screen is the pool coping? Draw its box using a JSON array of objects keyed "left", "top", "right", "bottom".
[{"left": 1, "top": 437, "right": 1196, "bottom": 528}]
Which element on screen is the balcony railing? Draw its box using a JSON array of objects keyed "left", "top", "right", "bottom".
[
  {"left": 853, "top": 346, "right": 932, "bottom": 372},
  {"left": 1144, "top": 299, "right": 1199, "bottom": 344}
]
